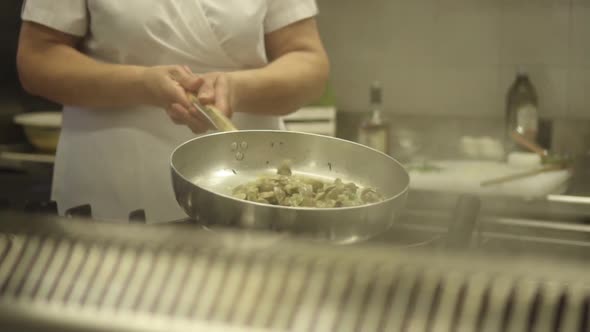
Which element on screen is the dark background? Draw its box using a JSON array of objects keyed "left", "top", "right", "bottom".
[
  {"left": 0, "top": 0, "right": 58, "bottom": 112},
  {"left": 0, "top": 0, "right": 24, "bottom": 93},
  {"left": 0, "top": 1, "right": 55, "bottom": 210}
]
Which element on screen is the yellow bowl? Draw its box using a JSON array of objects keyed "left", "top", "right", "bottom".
[
  {"left": 14, "top": 112, "right": 62, "bottom": 153},
  {"left": 23, "top": 126, "right": 60, "bottom": 152}
]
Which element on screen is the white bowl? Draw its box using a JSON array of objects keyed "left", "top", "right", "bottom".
[
  {"left": 14, "top": 112, "right": 62, "bottom": 128},
  {"left": 13, "top": 112, "right": 62, "bottom": 153}
]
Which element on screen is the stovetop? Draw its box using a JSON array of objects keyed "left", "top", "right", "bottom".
[
  {"left": 2, "top": 190, "right": 590, "bottom": 332},
  {"left": 6, "top": 190, "right": 590, "bottom": 264}
]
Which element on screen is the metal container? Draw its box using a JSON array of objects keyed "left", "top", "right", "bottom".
[{"left": 171, "top": 130, "right": 409, "bottom": 243}]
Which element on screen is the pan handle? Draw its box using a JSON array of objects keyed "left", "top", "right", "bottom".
[{"left": 188, "top": 94, "right": 238, "bottom": 132}]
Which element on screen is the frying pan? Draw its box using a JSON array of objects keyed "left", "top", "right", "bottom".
[{"left": 170, "top": 97, "right": 410, "bottom": 243}]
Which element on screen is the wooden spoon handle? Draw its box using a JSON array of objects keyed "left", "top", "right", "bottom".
[
  {"left": 510, "top": 131, "right": 547, "bottom": 157},
  {"left": 480, "top": 164, "right": 564, "bottom": 187},
  {"left": 188, "top": 94, "right": 237, "bottom": 132}
]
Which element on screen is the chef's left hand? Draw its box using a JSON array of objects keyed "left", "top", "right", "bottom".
[{"left": 192, "top": 71, "right": 234, "bottom": 122}]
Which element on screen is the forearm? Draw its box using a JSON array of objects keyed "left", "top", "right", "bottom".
[
  {"left": 230, "top": 50, "right": 329, "bottom": 116},
  {"left": 18, "top": 43, "right": 147, "bottom": 109}
]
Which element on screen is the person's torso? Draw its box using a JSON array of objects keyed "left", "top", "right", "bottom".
[
  {"left": 51, "top": 0, "right": 282, "bottom": 220},
  {"left": 67, "top": 0, "right": 282, "bottom": 135},
  {"left": 84, "top": 0, "right": 270, "bottom": 71}
]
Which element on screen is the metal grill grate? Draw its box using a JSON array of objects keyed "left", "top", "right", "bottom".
[{"left": 0, "top": 232, "right": 588, "bottom": 331}]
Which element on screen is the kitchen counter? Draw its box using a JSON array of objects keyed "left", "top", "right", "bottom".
[{"left": 336, "top": 112, "right": 590, "bottom": 203}]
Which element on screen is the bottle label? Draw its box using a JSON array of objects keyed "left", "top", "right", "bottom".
[
  {"left": 516, "top": 104, "right": 539, "bottom": 142},
  {"left": 359, "top": 129, "right": 388, "bottom": 153},
  {"left": 516, "top": 104, "right": 538, "bottom": 131}
]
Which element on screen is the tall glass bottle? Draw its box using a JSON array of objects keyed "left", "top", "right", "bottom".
[
  {"left": 505, "top": 71, "right": 539, "bottom": 153},
  {"left": 358, "top": 81, "right": 390, "bottom": 154}
]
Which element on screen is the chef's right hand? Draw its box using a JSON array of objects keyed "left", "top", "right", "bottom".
[{"left": 141, "top": 65, "right": 210, "bottom": 133}]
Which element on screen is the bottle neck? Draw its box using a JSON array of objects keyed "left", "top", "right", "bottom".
[{"left": 369, "top": 81, "right": 384, "bottom": 124}]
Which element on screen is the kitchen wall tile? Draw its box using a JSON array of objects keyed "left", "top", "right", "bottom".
[
  {"left": 317, "top": 0, "right": 436, "bottom": 66},
  {"left": 326, "top": 50, "right": 388, "bottom": 112},
  {"left": 499, "top": 66, "right": 568, "bottom": 117},
  {"left": 384, "top": 1, "right": 437, "bottom": 66},
  {"left": 381, "top": 66, "right": 435, "bottom": 113},
  {"left": 567, "top": 67, "right": 590, "bottom": 118},
  {"left": 317, "top": 1, "right": 392, "bottom": 111},
  {"left": 318, "top": 0, "right": 580, "bottom": 118},
  {"left": 502, "top": 0, "right": 571, "bottom": 6},
  {"left": 317, "top": 1, "right": 393, "bottom": 52},
  {"left": 317, "top": 0, "right": 437, "bottom": 111},
  {"left": 437, "top": 0, "right": 498, "bottom": 10},
  {"left": 431, "top": 66, "right": 500, "bottom": 116},
  {"left": 500, "top": 2, "right": 570, "bottom": 66},
  {"left": 433, "top": 6, "right": 501, "bottom": 65},
  {"left": 327, "top": 65, "right": 437, "bottom": 114},
  {"left": 550, "top": 119, "right": 590, "bottom": 156},
  {"left": 570, "top": 4, "right": 590, "bottom": 66}
]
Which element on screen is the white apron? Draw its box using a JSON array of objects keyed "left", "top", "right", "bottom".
[{"left": 22, "top": 0, "right": 318, "bottom": 222}]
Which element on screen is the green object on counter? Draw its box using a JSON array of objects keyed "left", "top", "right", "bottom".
[
  {"left": 543, "top": 154, "right": 573, "bottom": 167},
  {"left": 309, "top": 82, "right": 336, "bottom": 107}
]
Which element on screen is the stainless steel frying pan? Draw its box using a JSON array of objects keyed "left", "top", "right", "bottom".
[{"left": 170, "top": 98, "right": 410, "bottom": 243}]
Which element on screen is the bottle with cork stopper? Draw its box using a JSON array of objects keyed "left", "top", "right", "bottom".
[
  {"left": 358, "top": 81, "right": 390, "bottom": 154},
  {"left": 505, "top": 69, "right": 539, "bottom": 154}
]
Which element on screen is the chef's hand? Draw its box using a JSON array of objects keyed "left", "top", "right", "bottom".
[
  {"left": 193, "top": 71, "right": 234, "bottom": 121},
  {"left": 141, "top": 65, "right": 211, "bottom": 133}
]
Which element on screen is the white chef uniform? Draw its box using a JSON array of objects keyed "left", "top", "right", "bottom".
[{"left": 21, "top": 0, "right": 318, "bottom": 222}]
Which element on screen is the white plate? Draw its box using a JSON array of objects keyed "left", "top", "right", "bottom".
[
  {"left": 408, "top": 160, "right": 572, "bottom": 199},
  {"left": 13, "top": 112, "right": 62, "bottom": 128}
]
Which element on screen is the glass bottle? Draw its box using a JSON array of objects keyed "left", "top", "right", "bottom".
[
  {"left": 358, "top": 81, "right": 390, "bottom": 154},
  {"left": 505, "top": 71, "right": 539, "bottom": 153}
]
